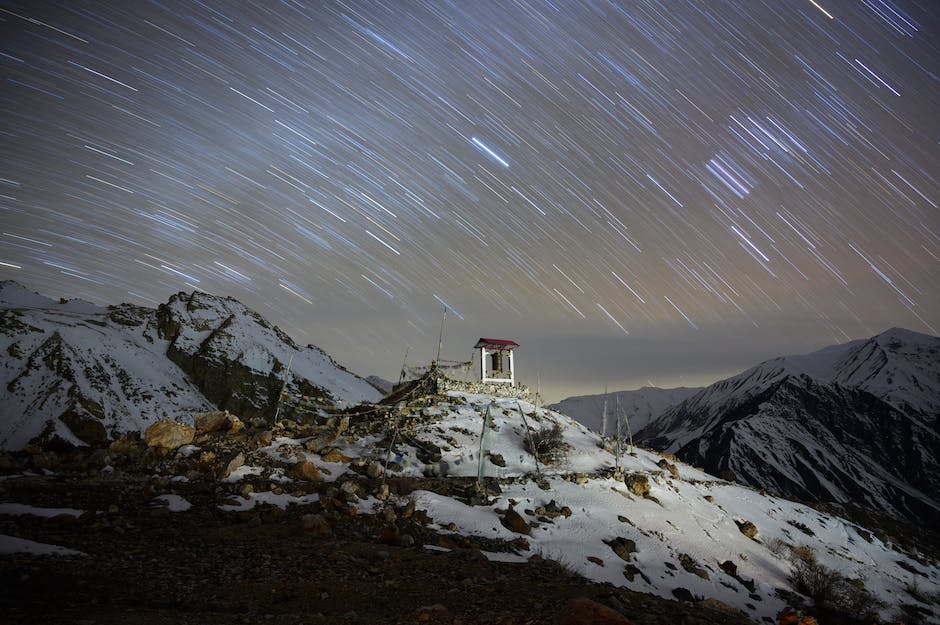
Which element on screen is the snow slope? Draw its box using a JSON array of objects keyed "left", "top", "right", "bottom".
[
  {"left": 234, "top": 389, "right": 940, "bottom": 624},
  {"left": 0, "top": 282, "right": 380, "bottom": 449}
]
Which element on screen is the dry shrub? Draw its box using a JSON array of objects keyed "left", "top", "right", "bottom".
[{"left": 526, "top": 424, "right": 567, "bottom": 463}]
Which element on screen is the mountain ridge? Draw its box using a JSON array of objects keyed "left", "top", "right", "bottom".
[
  {"left": 0, "top": 281, "right": 380, "bottom": 449},
  {"left": 633, "top": 328, "right": 940, "bottom": 522}
]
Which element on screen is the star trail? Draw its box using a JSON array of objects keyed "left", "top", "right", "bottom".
[{"left": 1, "top": 1, "right": 937, "bottom": 400}]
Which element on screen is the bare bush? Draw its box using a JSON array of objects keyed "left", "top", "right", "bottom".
[
  {"left": 764, "top": 536, "right": 789, "bottom": 557},
  {"left": 791, "top": 556, "right": 841, "bottom": 604},
  {"left": 525, "top": 423, "right": 567, "bottom": 464},
  {"left": 789, "top": 549, "right": 884, "bottom": 619}
]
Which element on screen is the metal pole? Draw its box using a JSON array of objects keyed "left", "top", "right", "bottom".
[
  {"left": 273, "top": 353, "right": 294, "bottom": 424},
  {"left": 436, "top": 305, "right": 447, "bottom": 365},
  {"left": 397, "top": 346, "right": 410, "bottom": 385},
  {"left": 477, "top": 403, "right": 493, "bottom": 485},
  {"left": 615, "top": 395, "right": 622, "bottom": 470},
  {"left": 516, "top": 401, "right": 541, "bottom": 477}
]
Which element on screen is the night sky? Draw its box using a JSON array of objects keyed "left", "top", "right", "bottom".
[{"left": 1, "top": 1, "right": 937, "bottom": 402}]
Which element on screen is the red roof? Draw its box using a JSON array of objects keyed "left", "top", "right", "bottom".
[{"left": 475, "top": 337, "right": 519, "bottom": 349}]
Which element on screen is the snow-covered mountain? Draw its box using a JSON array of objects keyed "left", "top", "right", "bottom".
[
  {"left": 0, "top": 282, "right": 380, "bottom": 449},
  {"left": 550, "top": 386, "right": 700, "bottom": 435},
  {"left": 636, "top": 328, "right": 940, "bottom": 521}
]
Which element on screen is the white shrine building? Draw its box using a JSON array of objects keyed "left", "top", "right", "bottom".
[{"left": 474, "top": 338, "right": 519, "bottom": 385}]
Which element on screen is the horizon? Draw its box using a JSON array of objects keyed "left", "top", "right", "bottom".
[
  {"left": 2, "top": 278, "right": 926, "bottom": 405},
  {"left": 1, "top": 2, "right": 937, "bottom": 406}
]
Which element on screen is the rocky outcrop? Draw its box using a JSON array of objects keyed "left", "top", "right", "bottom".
[
  {"left": 0, "top": 283, "right": 380, "bottom": 450},
  {"left": 144, "top": 420, "right": 195, "bottom": 450}
]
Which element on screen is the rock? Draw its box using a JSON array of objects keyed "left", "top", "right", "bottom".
[
  {"left": 320, "top": 448, "right": 347, "bottom": 463},
  {"left": 488, "top": 453, "right": 506, "bottom": 467},
  {"left": 697, "top": 597, "right": 747, "bottom": 618},
  {"left": 222, "top": 452, "right": 245, "bottom": 478},
  {"left": 672, "top": 587, "right": 695, "bottom": 602},
  {"left": 144, "top": 420, "right": 195, "bottom": 451},
  {"left": 623, "top": 564, "right": 643, "bottom": 582},
  {"left": 290, "top": 460, "right": 321, "bottom": 481},
  {"left": 678, "top": 553, "right": 710, "bottom": 580},
  {"left": 587, "top": 556, "right": 604, "bottom": 566},
  {"left": 193, "top": 410, "right": 243, "bottom": 434},
  {"left": 703, "top": 495, "right": 714, "bottom": 502},
  {"left": 535, "top": 499, "right": 572, "bottom": 519},
  {"left": 555, "top": 597, "right": 634, "bottom": 625},
  {"left": 500, "top": 508, "right": 530, "bottom": 534},
  {"left": 251, "top": 430, "right": 273, "bottom": 447},
  {"left": 374, "top": 483, "right": 390, "bottom": 500},
  {"left": 366, "top": 461, "right": 384, "bottom": 479},
  {"left": 607, "top": 537, "right": 637, "bottom": 561},
  {"left": 736, "top": 519, "right": 758, "bottom": 539},
  {"left": 719, "top": 560, "right": 737, "bottom": 576},
  {"left": 657, "top": 458, "right": 679, "bottom": 478},
  {"left": 623, "top": 473, "right": 650, "bottom": 497},
  {"left": 379, "top": 524, "right": 399, "bottom": 545},
  {"left": 108, "top": 434, "right": 141, "bottom": 459},
  {"left": 339, "top": 480, "right": 360, "bottom": 501},
  {"left": 238, "top": 483, "right": 254, "bottom": 497},
  {"left": 300, "top": 513, "right": 332, "bottom": 537}
]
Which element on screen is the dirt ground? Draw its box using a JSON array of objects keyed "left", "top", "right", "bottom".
[{"left": 0, "top": 471, "right": 758, "bottom": 625}]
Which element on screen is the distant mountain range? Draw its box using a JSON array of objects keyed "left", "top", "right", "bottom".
[
  {"left": 0, "top": 281, "right": 380, "bottom": 449},
  {"left": 549, "top": 386, "right": 700, "bottom": 436},
  {"left": 555, "top": 328, "right": 940, "bottom": 522}
]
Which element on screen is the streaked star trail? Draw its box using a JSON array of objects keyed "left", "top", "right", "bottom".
[{"left": 1, "top": 1, "right": 937, "bottom": 400}]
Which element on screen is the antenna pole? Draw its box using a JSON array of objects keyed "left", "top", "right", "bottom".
[
  {"left": 615, "top": 395, "right": 622, "bottom": 470},
  {"left": 601, "top": 384, "right": 608, "bottom": 438},
  {"left": 397, "top": 346, "right": 410, "bottom": 385},
  {"left": 273, "top": 353, "right": 294, "bottom": 425},
  {"left": 435, "top": 305, "right": 447, "bottom": 365}
]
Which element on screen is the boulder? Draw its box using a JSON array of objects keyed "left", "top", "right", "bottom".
[
  {"left": 193, "top": 410, "right": 243, "bottom": 434},
  {"left": 607, "top": 537, "right": 637, "bottom": 561},
  {"left": 735, "top": 519, "right": 758, "bottom": 539},
  {"left": 500, "top": 508, "right": 530, "bottom": 534},
  {"left": 623, "top": 473, "right": 650, "bottom": 497},
  {"left": 290, "top": 460, "right": 321, "bottom": 481},
  {"left": 656, "top": 458, "right": 679, "bottom": 478},
  {"left": 555, "top": 597, "right": 634, "bottom": 625},
  {"left": 320, "top": 448, "right": 347, "bottom": 463},
  {"left": 222, "top": 452, "right": 245, "bottom": 478},
  {"left": 108, "top": 434, "right": 142, "bottom": 459},
  {"left": 300, "top": 513, "right": 332, "bottom": 537},
  {"left": 672, "top": 587, "right": 695, "bottom": 602},
  {"left": 144, "top": 420, "right": 195, "bottom": 450},
  {"left": 678, "top": 553, "right": 710, "bottom": 580}
]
